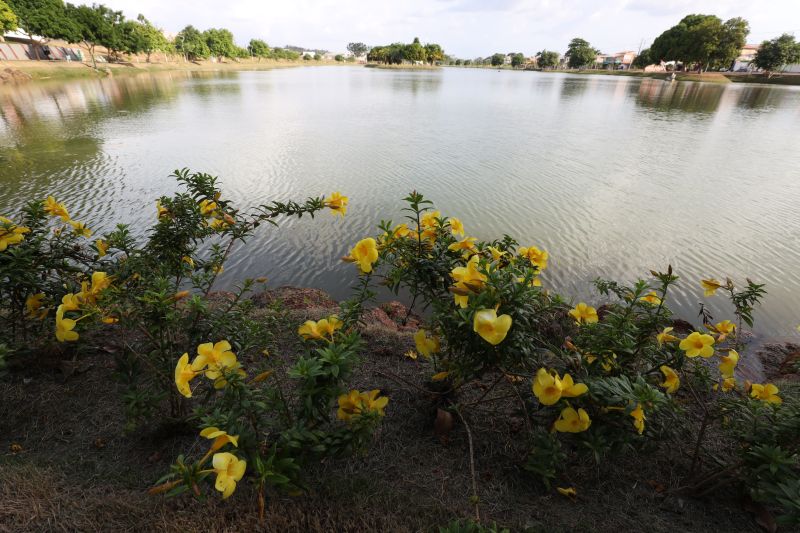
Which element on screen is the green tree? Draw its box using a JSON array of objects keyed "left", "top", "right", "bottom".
[
  {"left": 313, "top": 52, "right": 321, "bottom": 60},
  {"left": 334, "top": 54, "right": 343, "bottom": 62},
  {"left": 346, "top": 42, "right": 368, "bottom": 58},
  {"left": 632, "top": 48, "right": 652, "bottom": 69},
  {"left": 424, "top": 43, "right": 443, "bottom": 65},
  {"left": 7, "top": 0, "right": 77, "bottom": 59},
  {"left": 754, "top": 34, "right": 800, "bottom": 75},
  {"left": 535, "top": 49, "right": 559, "bottom": 69},
  {"left": 650, "top": 14, "right": 749, "bottom": 71},
  {"left": 203, "top": 28, "right": 236, "bottom": 61},
  {"left": 404, "top": 38, "right": 425, "bottom": 63},
  {"left": 175, "top": 25, "right": 209, "bottom": 61},
  {"left": 65, "top": 3, "right": 123, "bottom": 68},
  {"left": 713, "top": 17, "right": 749, "bottom": 68},
  {"left": 0, "top": 0, "right": 17, "bottom": 35},
  {"left": 490, "top": 53, "right": 505, "bottom": 66},
  {"left": 128, "top": 14, "right": 167, "bottom": 62},
  {"left": 510, "top": 52, "right": 525, "bottom": 68},
  {"left": 247, "top": 38, "right": 269, "bottom": 58},
  {"left": 566, "top": 38, "right": 598, "bottom": 69}
]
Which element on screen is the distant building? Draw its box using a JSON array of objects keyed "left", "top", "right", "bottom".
[
  {"left": 731, "top": 44, "right": 760, "bottom": 71},
  {"left": 594, "top": 51, "right": 637, "bottom": 70}
]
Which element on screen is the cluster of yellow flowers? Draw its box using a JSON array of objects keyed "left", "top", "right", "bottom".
[
  {"left": 0, "top": 216, "right": 30, "bottom": 251},
  {"left": 44, "top": 196, "right": 94, "bottom": 238},
  {"left": 337, "top": 389, "right": 389, "bottom": 422},
  {"left": 53, "top": 271, "right": 112, "bottom": 342},
  {"left": 175, "top": 340, "right": 246, "bottom": 397},
  {"left": 531, "top": 368, "right": 592, "bottom": 433},
  {"left": 298, "top": 316, "right": 343, "bottom": 341}
]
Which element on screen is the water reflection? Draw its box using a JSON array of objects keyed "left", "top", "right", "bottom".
[{"left": 635, "top": 79, "right": 725, "bottom": 114}]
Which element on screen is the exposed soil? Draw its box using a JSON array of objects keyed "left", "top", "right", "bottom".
[{"left": 1, "top": 287, "right": 786, "bottom": 532}]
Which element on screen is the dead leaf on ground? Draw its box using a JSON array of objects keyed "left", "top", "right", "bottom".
[{"left": 434, "top": 408, "right": 454, "bottom": 444}]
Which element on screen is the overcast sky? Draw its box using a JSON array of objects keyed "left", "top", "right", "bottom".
[{"left": 101, "top": 0, "right": 800, "bottom": 57}]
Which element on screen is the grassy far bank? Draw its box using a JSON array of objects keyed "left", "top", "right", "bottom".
[{"left": 0, "top": 57, "right": 346, "bottom": 83}]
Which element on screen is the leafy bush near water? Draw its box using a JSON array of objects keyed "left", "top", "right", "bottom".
[{"left": 2, "top": 181, "right": 799, "bottom": 525}]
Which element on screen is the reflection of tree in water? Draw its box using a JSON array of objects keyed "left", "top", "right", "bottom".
[
  {"left": 735, "top": 86, "right": 787, "bottom": 110},
  {"left": 186, "top": 71, "right": 244, "bottom": 97},
  {"left": 0, "top": 73, "right": 187, "bottom": 206},
  {"left": 391, "top": 72, "right": 442, "bottom": 96},
  {"left": 634, "top": 79, "right": 724, "bottom": 114},
  {"left": 558, "top": 77, "right": 590, "bottom": 100}
]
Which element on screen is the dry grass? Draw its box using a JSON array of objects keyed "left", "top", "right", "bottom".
[{"left": 0, "top": 291, "right": 765, "bottom": 532}]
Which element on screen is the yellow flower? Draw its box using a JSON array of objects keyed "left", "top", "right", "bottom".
[
  {"left": 569, "top": 303, "right": 598, "bottom": 325},
  {"left": 640, "top": 291, "right": 661, "bottom": 305},
  {"left": 212, "top": 452, "right": 246, "bottom": 499},
  {"left": 556, "top": 487, "right": 577, "bottom": 498},
  {"left": 713, "top": 320, "right": 736, "bottom": 341},
  {"left": 156, "top": 200, "right": 170, "bottom": 219},
  {"left": 60, "top": 292, "right": 82, "bottom": 312},
  {"left": 750, "top": 383, "right": 782, "bottom": 404},
  {"left": 721, "top": 377, "right": 737, "bottom": 392},
  {"left": 659, "top": 365, "right": 680, "bottom": 393},
  {"left": 404, "top": 350, "right": 418, "bottom": 360},
  {"left": 420, "top": 210, "right": 441, "bottom": 228},
  {"left": 450, "top": 255, "right": 486, "bottom": 308},
  {"left": 630, "top": 404, "right": 646, "bottom": 434},
  {"left": 325, "top": 192, "right": 348, "bottom": 217},
  {"left": 448, "top": 217, "right": 464, "bottom": 237},
  {"left": 182, "top": 256, "right": 195, "bottom": 269},
  {"left": 0, "top": 216, "right": 30, "bottom": 251},
  {"left": 447, "top": 237, "right": 477, "bottom": 253},
  {"left": 337, "top": 389, "right": 389, "bottom": 421},
  {"left": 349, "top": 237, "right": 379, "bottom": 273},
  {"left": 554, "top": 407, "right": 591, "bottom": 433},
  {"left": 298, "top": 316, "right": 342, "bottom": 340},
  {"left": 679, "top": 332, "right": 715, "bottom": 358},
  {"left": 718, "top": 350, "right": 739, "bottom": 379},
  {"left": 414, "top": 329, "right": 440, "bottom": 358},
  {"left": 69, "top": 220, "right": 92, "bottom": 238},
  {"left": 44, "top": 196, "right": 70, "bottom": 221},
  {"left": 199, "top": 199, "right": 218, "bottom": 216},
  {"left": 200, "top": 427, "right": 239, "bottom": 451},
  {"left": 431, "top": 371, "right": 450, "bottom": 382},
  {"left": 25, "top": 293, "right": 47, "bottom": 320},
  {"left": 656, "top": 327, "right": 678, "bottom": 346},
  {"left": 473, "top": 308, "right": 512, "bottom": 345},
  {"left": 55, "top": 306, "right": 79, "bottom": 342},
  {"left": 560, "top": 373, "right": 589, "bottom": 398},
  {"left": 101, "top": 316, "right": 118, "bottom": 324},
  {"left": 392, "top": 223, "right": 411, "bottom": 239},
  {"left": 701, "top": 278, "right": 722, "bottom": 297},
  {"left": 194, "top": 341, "right": 239, "bottom": 382},
  {"left": 518, "top": 246, "right": 548, "bottom": 271},
  {"left": 174, "top": 352, "right": 203, "bottom": 398},
  {"left": 487, "top": 246, "right": 505, "bottom": 262},
  {"left": 95, "top": 239, "right": 108, "bottom": 258},
  {"left": 532, "top": 368, "right": 562, "bottom": 405}
]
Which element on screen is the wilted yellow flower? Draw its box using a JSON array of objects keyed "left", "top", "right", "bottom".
[
  {"left": 554, "top": 407, "right": 591, "bottom": 433},
  {"left": 656, "top": 327, "right": 678, "bottom": 346},
  {"left": 95, "top": 239, "right": 108, "bottom": 258},
  {"left": 532, "top": 368, "right": 562, "bottom": 405},
  {"left": 750, "top": 383, "right": 782, "bottom": 404},
  {"left": 659, "top": 365, "right": 680, "bottom": 393},
  {"left": 713, "top": 320, "right": 736, "bottom": 341},
  {"left": 557, "top": 487, "right": 577, "bottom": 498},
  {"left": 349, "top": 237, "right": 379, "bottom": 273},
  {"left": 473, "top": 308, "right": 512, "bottom": 345},
  {"left": 101, "top": 316, "right": 118, "bottom": 324},
  {"left": 630, "top": 404, "right": 646, "bottom": 434},
  {"left": 518, "top": 246, "right": 548, "bottom": 271},
  {"left": 174, "top": 352, "right": 203, "bottom": 398},
  {"left": 325, "top": 192, "right": 348, "bottom": 217},
  {"left": 414, "top": 329, "right": 440, "bottom": 358},
  {"left": 156, "top": 200, "right": 170, "bottom": 219},
  {"left": 721, "top": 377, "right": 737, "bottom": 392},
  {"left": 181, "top": 256, "right": 195, "bottom": 269},
  {"left": 718, "top": 350, "right": 739, "bottom": 379},
  {"left": 404, "top": 350, "right": 418, "bottom": 360},
  {"left": 431, "top": 371, "right": 450, "bottom": 382},
  {"left": 701, "top": 278, "right": 722, "bottom": 297},
  {"left": 55, "top": 306, "right": 78, "bottom": 342},
  {"left": 448, "top": 217, "right": 465, "bottom": 237},
  {"left": 0, "top": 216, "right": 30, "bottom": 251},
  {"left": 679, "top": 332, "right": 715, "bottom": 358},
  {"left": 212, "top": 452, "right": 246, "bottom": 499},
  {"left": 200, "top": 427, "right": 239, "bottom": 451},
  {"left": 44, "top": 196, "right": 70, "bottom": 221},
  {"left": 69, "top": 220, "right": 91, "bottom": 238},
  {"left": 337, "top": 389, "right": 389, "bottom": 421},
  {"left": 640, "top": 291, "right": 661, "bottom": 305},
  {"left": 25, "top": 293, "right": 47, "bottom": 320},
  {"left": 569, "top": 303, "right": 598, "bottom": 325}
]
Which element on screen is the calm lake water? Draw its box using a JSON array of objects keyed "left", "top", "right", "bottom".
[{"left": 1, "top": 66, "right": 799, "bottom": 337}]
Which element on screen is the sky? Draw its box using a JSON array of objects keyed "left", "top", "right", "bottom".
[{"left": 101, "top": 0, "right": 800, "bottom": 57}]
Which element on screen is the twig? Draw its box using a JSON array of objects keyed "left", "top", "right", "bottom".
[{"left": 453, "top": 405, "right": 480, "bottom": 523}]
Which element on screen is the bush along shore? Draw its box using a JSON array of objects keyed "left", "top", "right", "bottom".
[{"left": 1, "top": 171, "right": 799, "bottom": 531}]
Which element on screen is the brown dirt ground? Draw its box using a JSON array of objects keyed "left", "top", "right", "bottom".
[{"left": 0, "top": 288, "right": 772, "bottom": 532}]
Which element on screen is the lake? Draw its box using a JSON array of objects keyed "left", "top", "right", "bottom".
[{"left": 1, "top": 66, "right": 799, "bottom": 337}]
